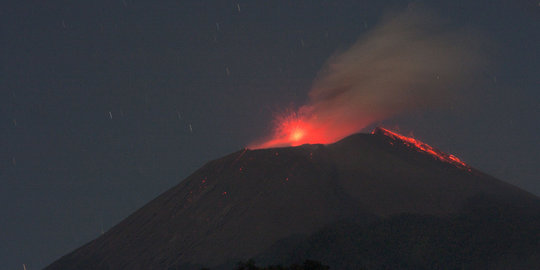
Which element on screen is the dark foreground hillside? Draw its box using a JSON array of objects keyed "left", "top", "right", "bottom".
[
  {"left": 46, "top": 129, "right": 540, "bottom": 270},
  {"left": 252, "top": 200, "right": 540, "bottom": 270}
]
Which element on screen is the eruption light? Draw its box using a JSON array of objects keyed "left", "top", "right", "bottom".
[
  {"left": 373, "top": 127, "right": 469, "bottom": 169},
  {"left": 249, "top": 9, "right": 481, "bottom": 155}
]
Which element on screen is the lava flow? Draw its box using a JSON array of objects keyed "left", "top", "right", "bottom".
[{"left": 373, "top": 127, "right": 469, "bottom": 169}]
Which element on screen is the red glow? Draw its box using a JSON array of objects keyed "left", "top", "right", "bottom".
[
  {"left": 290, "top": 128, "right": 305, "bottom": 142},
  {"left": 373, "top": 127, "right": 469, "bottom": 169},
  {"left": 250, "top": 113, "right": 468, "bottom": 171},
  {"left": 250, "top": 111, "right": 336, "bottom": 148}
]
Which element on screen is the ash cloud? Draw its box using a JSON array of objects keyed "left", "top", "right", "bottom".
[{"left": 299, "top": 9, "right": 484, "bottom": 142}]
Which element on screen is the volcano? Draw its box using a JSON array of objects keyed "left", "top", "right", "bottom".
[{"left": 46, "top": 128, "right": 540, "bottom": 269}]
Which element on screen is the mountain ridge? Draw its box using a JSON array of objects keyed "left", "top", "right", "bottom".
[{"left": 45, "top": 128, "right": 540, "bottom": 269}]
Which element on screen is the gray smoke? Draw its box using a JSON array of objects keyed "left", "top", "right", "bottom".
[{"left": 299, "top": 9, "right": 484, "bottom": 142}]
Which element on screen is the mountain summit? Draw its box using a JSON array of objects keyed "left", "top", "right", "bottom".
[{"left": 46, "top": 128, "right": 540, "bottom": 269}]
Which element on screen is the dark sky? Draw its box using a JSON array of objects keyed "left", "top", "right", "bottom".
[{"left": 1, "top": 0, "right": 538, "bottom": 269}]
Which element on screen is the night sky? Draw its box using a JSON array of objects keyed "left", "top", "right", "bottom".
[{"left": 2, "top": 1, "right": 539, "bottom": 269}]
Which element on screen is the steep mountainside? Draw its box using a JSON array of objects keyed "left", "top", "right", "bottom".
[{"left": 46, "top": 128, "right": 540, "bottom": 269}]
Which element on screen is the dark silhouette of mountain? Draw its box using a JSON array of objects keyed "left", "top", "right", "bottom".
[
  {"left": 234, "top": 259, "right": 329, "bottom": 270},
  {"left": 45, "top": 128, "right": 540, "bottom": 269}
]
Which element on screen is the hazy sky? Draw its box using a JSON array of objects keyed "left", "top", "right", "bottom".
[{"left": 2, "top": 1, "right": 539, "bottom": 269}]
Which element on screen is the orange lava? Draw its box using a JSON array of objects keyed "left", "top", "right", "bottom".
[
  {"left": 373, "top": 127, "right": 469, "bottom": 169},
  {"left": 250, "top": 113, "right": 468, "bottom": 170},
  {"left": 250, "top": 111, "right": 334, "bottom": 148}
]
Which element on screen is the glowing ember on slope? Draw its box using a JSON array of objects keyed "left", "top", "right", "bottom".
[{"left": 373, "top": 127, "right": 469, "bottom": 169}]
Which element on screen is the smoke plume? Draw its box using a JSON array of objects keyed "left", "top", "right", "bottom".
[{"left": 253, "top": 9, "right": 483, "bottom": 148}]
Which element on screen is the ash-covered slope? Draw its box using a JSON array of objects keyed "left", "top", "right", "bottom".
[{"left": 46, "top": 128, "right": 540, "bottom": 270}]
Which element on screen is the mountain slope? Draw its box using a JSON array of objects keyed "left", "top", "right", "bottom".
[{"left": 46, "top": 128, "right": 540, "bottom": 269}]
